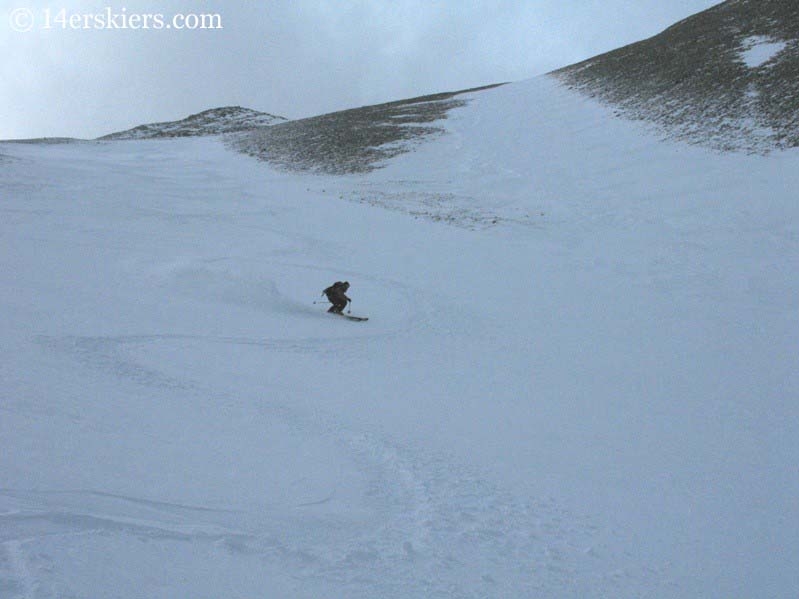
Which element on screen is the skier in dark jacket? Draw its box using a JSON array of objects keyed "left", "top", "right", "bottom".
[{"left": 323, "top": 281, "right": 351, "bottom": 314}]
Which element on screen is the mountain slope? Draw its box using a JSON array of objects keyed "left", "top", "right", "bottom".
[
  {"left": 226, "top": 0, "right": 798, "bottom": 177},
  {"left": 99, "top": 106, "right": 287, "bottom": 140},
  {"left": 553, "top": 0, "right": 799, "bottom": 152},
  {"left": 2, "top": 73, "right": 797, "bottom": 597},
  {"left": 230, "top": 84, "right": 504, "bottom": 174}
]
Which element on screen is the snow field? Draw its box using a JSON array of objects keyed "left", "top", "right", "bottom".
[{"left": 1, "top": 76, "right": 797, "bottom": 597}]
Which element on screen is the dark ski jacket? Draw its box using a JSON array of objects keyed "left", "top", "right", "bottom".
[{"left": 323, "top": 281, "right": 351, "bottom": 307}]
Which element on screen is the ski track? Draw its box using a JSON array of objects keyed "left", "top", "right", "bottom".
[
  {"left": 0, "top": 437, "right": 633, "bottom": 598},
  {"left": 17, "top": 323, "right": 648, "bottom": 598}
]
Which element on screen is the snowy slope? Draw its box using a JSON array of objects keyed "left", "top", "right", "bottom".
[
  {"left": 1, "top": 76, "right": 797, "bottom": 598},
  {"left": 554, "top": 0, "right": 799, "bottom": 153},
  {"left": 231, "top": 84, "right": 504, "bottom": 174}
]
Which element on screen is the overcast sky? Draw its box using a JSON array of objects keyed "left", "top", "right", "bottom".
[{"left": 1, "top": 0, "right": 721, "bottom": 139}]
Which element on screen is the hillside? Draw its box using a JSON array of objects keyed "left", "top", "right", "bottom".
[
  {"left": 99, "top": 106, "right": 287, "bottom": 140},
  {"left": 230, "top": 84, "right": 504, "bottom": 174},
  {"left": 553, "top": 0, "right": 799, "bottom": 152}
]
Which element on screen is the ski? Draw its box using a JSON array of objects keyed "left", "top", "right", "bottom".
[{"left": 332, "top": 313, "right": 368, "bottom": 322}]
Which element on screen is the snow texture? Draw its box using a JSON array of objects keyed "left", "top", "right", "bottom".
[
  {"left": 1, "top": 76, "right": 797, "bottom": 598},
  {"left": 739, "top": 35, "right": 788, "bottom": 68}
]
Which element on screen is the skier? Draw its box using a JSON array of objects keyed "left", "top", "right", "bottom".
[{"left": 322, "top": 281, "right": 351, "bottom": 314}]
